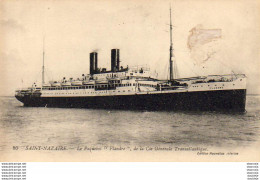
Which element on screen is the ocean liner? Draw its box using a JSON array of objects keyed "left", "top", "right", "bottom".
[{"left": 15, "top": 9, "right": 246, "bottom": 111}]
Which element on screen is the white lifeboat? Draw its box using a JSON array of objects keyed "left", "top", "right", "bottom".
[
  {"left": 42, "top": 83, "right": 51, "bottom": 87},
  {"left": 83, "top": 80, "right": 95, "bottom": 85},
  {"left": 83, "top": 80, "right": 90, "bottom": 85},
  {"left": 61, "top": 81, "right": 71, "bottom": 86},
  {"left": 96, "top": 80, "right": 108, "bottom": 84},
  {"left": 51, "top": 81, "right": 61, "bottom": 87},
  {"left": 71, "top": 80, "right": 82, "bottom": 86}
]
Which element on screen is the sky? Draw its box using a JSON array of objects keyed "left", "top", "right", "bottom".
[{"left": 0, "top": 0, "right": 260, "bottom": 96}]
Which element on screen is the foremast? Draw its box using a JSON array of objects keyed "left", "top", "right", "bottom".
[
  {"left": 42, "top": 36, "right": 45, "bottom": 86},
  {"left": 169, "top": 7, "right": 177, "bottom": 81},
  {"left": 169, "top": 7, "right": 173, "bottom": 81}
]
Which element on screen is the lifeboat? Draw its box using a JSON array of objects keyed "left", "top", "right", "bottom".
[
  {"left": 95, "top": 80, "right": 108, "bottom": 84},
  {"left": 61, "top": 81, "right": 71, "bottom": 86},
  {"left": 83, "top": 80, "right": 90, "bottom": 85},
  {"left": 71, "top": 80, "right": 82, "bottom": 86},
  {"left": 42, "top": 83, "right": 51, "bottom": 87},
  {"left": 83, "top": 80, "right": 95, "bottom": 85},
  {"left": 51, "top": 81, "right": 61, "bottom": 87}
]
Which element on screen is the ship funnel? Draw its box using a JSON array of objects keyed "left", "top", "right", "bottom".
[
  {"left": 90, "top": 52, "right": 98, "bottom": 74},
  {"left": 111, "top": 49, "right": 120, "bottom": 72}
]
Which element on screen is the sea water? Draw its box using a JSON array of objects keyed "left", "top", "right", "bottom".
[{"left": 0, "top": 95, "right": 259, "bottom": 152}]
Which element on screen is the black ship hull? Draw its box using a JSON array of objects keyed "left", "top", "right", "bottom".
[{"left": 15, "top": 89, "right": 246, "bottom": 112}]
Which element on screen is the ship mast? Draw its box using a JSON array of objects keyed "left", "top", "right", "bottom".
[
  {"left": 169, "top": 7, "right": 174, "bottom": 81},
  {"left": 169, "top": 7, "right": 178, "bottom": 81},
  {"left": 42, "top": 36, "right": 45, "bottom": 86}
]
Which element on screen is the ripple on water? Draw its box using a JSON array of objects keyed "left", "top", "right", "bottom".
[{"left": 0, "top": 95, "right": 259, "bottom": 151}]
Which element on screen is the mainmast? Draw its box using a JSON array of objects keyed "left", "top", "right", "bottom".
[
  {"left": 169, "top": 7, "right": 174, "bottom": 81},
  {"left": 42, "top": 36, "right": 45, "bottom": 86}
]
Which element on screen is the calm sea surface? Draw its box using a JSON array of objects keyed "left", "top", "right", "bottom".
[{"left": 0, "top": 95, "right": 259, "bottom": 151}]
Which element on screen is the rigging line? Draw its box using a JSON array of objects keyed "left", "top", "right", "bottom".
[
  {"left": 164, "top": 59, "right": 169, "bottom": 80},
  {"left": 170, "top": 49, "right": 200, "bottom": 77},
  {"left": 214, "top": 58, "right": 235, "bottom": 73},
  {"left": 173, "top": 61, "right": 179, "bottom": 79},
  {"left": 181, "top": 59, "right": 200, "bottom": 77},
  {"left": 33, "top": 70, "right": 42, "bottom": 85},
  {"left": 45, "top": 69, "right": 53, "bottom": 82}
]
